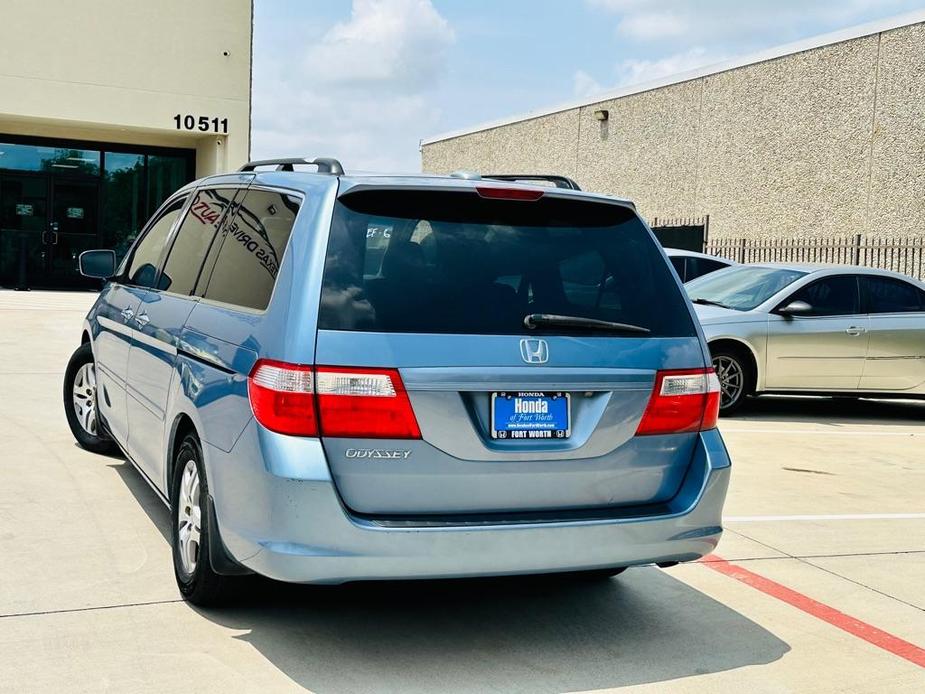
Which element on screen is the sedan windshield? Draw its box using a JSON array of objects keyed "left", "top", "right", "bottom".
[{"left": 685, "top": 266, "right": 807, "bottom": 311}]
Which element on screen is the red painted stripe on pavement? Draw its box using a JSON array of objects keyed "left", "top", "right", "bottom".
[{"left": 701, "top": 554, "right": 925, "bottom": 669}]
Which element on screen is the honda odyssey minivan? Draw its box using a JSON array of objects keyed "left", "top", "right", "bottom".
[{"left": 64, "top": 158, "right": 730, "bottom": 605}]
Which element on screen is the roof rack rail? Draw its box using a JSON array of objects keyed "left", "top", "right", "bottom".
[
  {"left": 238, "top": 157, "right": 344, "bottom": 175},
  {"left": 483, "top": 174, "right": 581, "bottom": 191}
]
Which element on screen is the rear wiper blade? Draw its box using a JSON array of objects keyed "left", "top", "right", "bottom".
[
  {"left": 523, "top": 313, "right": 651, "bottom": 334},
  {"left": 691, "top": 297, "right": 732, "bottom": 309}
]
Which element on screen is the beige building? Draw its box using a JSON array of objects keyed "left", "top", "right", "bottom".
[
  {"left": 422, "top": 12, "right": 925, "bottom": 248},
  {"left": 0, "top": 0, "right": 252, "bottom": 289}
]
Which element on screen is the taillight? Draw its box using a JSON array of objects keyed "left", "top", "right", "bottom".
[
  {"left": 635, "top": 368, "right": 721, "bottom": 436},
  {"left": 248, "top": 360, "right": 318, "bottom": 436},
  {"left": 316, "top": 366, "right": 421, "bottom": 439},
  {"left": 247, "top": 361, "right": 420, "bottom": 439}
]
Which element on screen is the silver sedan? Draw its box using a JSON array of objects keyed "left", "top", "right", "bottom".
[{"left": 685, "top": 264, "right": 925, "bottom": 413}]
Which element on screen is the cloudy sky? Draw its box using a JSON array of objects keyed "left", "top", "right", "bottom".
[{"left": 252, "top": 0, "right": 925, "bottom": 171}]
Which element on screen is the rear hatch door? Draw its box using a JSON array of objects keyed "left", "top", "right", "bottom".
[{"left": 315, "top": 185, "right": 706, "bottom": 516}]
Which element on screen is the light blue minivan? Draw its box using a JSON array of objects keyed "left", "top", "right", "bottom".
[{"left": 64, "top": 158, "right": 730, "bottom": 605}]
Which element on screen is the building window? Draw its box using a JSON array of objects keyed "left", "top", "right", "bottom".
[
  {"left": 0, "top": 137, "right": 193, "bottom": 288},
  {"left": 103, "top": 151, "right": 190, "bottom": 261},
  {"left": 0, "top": 142, "right": 100, "bottom": 175},
  {"left": 102, "top": 152, "right": 145, "bottom": 260},
  {"left": 148, "top": 155, "right": 190, "bottom": 217}
]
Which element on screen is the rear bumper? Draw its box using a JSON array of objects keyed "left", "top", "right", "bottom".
[{"left": 204, "top": 421, "right": 731, "bottom": 584}]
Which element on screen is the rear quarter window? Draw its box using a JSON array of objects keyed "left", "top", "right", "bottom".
[{"left": 318, "top": 189, "right": 695, "bottom": 337}]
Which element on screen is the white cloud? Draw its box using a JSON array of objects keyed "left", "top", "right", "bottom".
[
  {"left": 588, "top": 0, "right": 917, "bottom": 45},
  {"left": 573, "top": 69, "right": 605, "bottom": 98},
  {"left": 616, "top": 10, "right": 686, "bottom": 40},
  {"left": 579, "top": 0, "right": 918, "bottom": 97},
  {"left": 571, "top": 47, "right": 727, "bottom": 99},
  {"left": 305, "top": 0, "right": 454, "bottom": 93},
  {"left": 252, "top": 0, "right": 455, "bottom": 172},
  {"left": 614, "top": 47, "right": 726, "bottom": 87}
]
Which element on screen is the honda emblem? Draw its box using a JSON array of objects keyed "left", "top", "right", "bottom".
[{"left": 519, "top": 338, "right": 549, "bottom": 364}]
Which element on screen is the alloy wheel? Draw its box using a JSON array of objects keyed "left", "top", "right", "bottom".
[
  {"left": 72, "top": 363, "right": 99, "bottom": 436},
  {"left": 713, "top": 355, "right": 744, "bottom": 410},
  {"left": 176, "top": 460, "right": 202, "bottom": 575}
]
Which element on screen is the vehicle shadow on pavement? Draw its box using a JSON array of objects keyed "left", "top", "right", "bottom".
[
  {"left": 199, "top": 572, "right": 789, "bottom": 692},
  {"left": 729, "top": 395, "right": 925, "bottom": 425},
  {"left": 112, "top": 461, "right": 790, "bottom": 692},
  {"left": 110, "top": 460, "right": 172, "bottom": 542}
]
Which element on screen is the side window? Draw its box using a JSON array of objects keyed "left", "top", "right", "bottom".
[
  {"left": 786, "top": 275, "right": 860, "bottom": 316},
  {"left": 123, "top": 196, "right": 187, "bottom": 288},
  {"left": 201, "top": 188, "right": 301, "bottom": 310},
  {"left": 862, "top": 276, "right": 925, "bottom": 314},
  {"left": 159, "top": 188, "right": 240, "bottom": 295},
  {"left": 669, "top": 256, "right": 687, "bottom": 281}
]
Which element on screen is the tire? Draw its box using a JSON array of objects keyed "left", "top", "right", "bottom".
[
  {"left": 63, "top": 342, "right": 117, "bottom": 454},
  {"left": 171, "top": 434, "right": 236, "bottom": 606},
  {"left": 711, "top": 347, "right": 753, "bottom": 416}
]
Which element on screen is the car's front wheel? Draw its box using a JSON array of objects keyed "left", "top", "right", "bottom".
[
  {"left": 171, "top": 434, "right": 237, "bottom": 606},
  {"left": 63, "top": 342, "right": 117, "bottom": 454},
  {"left": 711, "top": 348, "right": 753, "bottom": 415}
]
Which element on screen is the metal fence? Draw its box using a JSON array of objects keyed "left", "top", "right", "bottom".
[{"left": 703, "top": 234, "right": 925, "bottom": 281}]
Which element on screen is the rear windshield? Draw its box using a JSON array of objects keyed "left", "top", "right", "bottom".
[{"left": 318, "top": 189, "right": 695, "bottom": 337}]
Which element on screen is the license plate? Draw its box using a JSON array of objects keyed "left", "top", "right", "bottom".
[{"left": 490, "top": 392, "right": 570, "bottom": 440}]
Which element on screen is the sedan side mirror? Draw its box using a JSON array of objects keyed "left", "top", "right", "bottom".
[
  {"left": 777, "top": 299, "right": 812, "bottom": 317},
  {"left": 78, "top": 249, "right": 116, "bottom": 279}
]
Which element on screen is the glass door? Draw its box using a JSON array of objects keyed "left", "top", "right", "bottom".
[
  {"left": 0, "top": 174, "right": 48, "bottom": 289},
  {"left": 48, "top": 179, "right": 100, "bottom": 288}
]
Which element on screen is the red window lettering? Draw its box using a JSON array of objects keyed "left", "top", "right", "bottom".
[{"left": 190, "top": 201, "right": 221, "bottom": 225}]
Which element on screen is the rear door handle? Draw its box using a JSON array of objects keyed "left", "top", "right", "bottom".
[
  {"left": 845, "top": 326, "right": 866, "bottom": 336},
  {"left": 134, "top": 313, "right": 150, "bottom": 327},
  {"left": 120, "top": 308, "right": 134, "bottom": 322}
]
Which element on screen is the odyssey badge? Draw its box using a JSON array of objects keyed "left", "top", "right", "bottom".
[{"left": 345, "top": 448, "right": 412, "bottom": 460}]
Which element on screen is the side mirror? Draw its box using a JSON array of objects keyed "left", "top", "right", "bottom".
[
  {"left": 777, "top": 299, "right": 812, "bottom": 317},
  {"left": 78, "top": 249, "right": 116, "bottom": 279}
]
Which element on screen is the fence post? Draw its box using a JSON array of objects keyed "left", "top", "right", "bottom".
[
  {"left": 853, "top": 233, "right": 862, "bottom": 265},
  {"left": 739, "top": 238, "right": 747, "bottom": 264}
]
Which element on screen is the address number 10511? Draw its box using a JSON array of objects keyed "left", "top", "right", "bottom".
[{"left": 173, "top": 114, "right": 229, "bottom": 134}]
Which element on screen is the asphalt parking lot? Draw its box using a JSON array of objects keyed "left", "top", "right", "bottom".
[{"left": 1, "top": 290, "right": 923, "bottom": 693}]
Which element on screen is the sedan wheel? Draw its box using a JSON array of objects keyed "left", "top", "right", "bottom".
[{"left": 713, "top": 354, "right": 745, "bottom": 411}]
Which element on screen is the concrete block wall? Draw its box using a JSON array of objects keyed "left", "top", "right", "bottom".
[{"left": 422, "top": 23, "right": 925, "bottom": 240}]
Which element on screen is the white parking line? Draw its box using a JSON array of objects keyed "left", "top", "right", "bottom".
[
  {"left": 726, "top": 513, "right": 925, "bottom": 522},
  {"left": 720, "top": 428, "right": 920, "bottom": 436}
]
